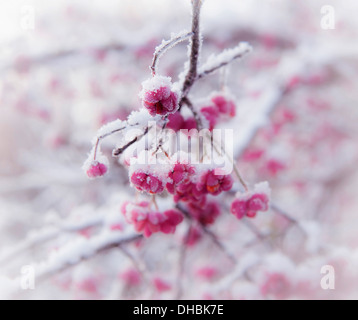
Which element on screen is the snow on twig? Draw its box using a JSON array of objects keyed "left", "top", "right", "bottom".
[
  {"left": 151, "top": 31, "right": 193, "bottom": 76},
  {"left": 198, "top": 42, "right": 252, "bottom": 79}
]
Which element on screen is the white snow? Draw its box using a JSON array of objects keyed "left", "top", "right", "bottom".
[{"left": 199, "top": 42, "right": 252, "bottom": 76}]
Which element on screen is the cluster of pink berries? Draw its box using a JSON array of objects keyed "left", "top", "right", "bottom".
[
  {"left": 86, "top": 161, "right": 108, "bottom": 178},
  {"left": 140, "top": 77, "right": 236, "bottom": 133},
  {"left": 121, "top": 201, "right": 183, "bottom": 238},
  {"left": 201, "top": 94, "right": 236, "bottom": 130},
  {"left": 129, "top": 162, "right": 234, "bottom": 228},
  {"left": 230, "top": 182, "right": 270, "bottom": 219},
  {"left": 140, "top": 76, "right": 179, "bottom": 117},
  {"left": 85, "top": 73, "right": 271, "bottom": 240}
]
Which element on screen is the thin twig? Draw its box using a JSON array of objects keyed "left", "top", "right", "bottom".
[
  {"left": 181, "top": 96, "right": 203, "bottom": 130},
  {"left": 176, "top": 203, "right": 237, "bottom": 264},
  {"left": 197, "top": 44, "right": 252, "bottom": 80},
  {"left": 175, "top": 226, "right": 192, "bottom": 300},
  {"left": 271, "top": 203, "right": 298, "bottom": 225},
  {"left": 151, "top": 32, "right": 193, "bottom": 76},
  {"left": 112, "top": 127, "right": 149, "bottom": 157},
  {"left": 201, "top": 226, "right": 237, "bottom": 264},
  {"left": 93, "top": 125, "right": 128, "bottom": 160}
]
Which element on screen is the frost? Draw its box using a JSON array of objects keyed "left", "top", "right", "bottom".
[
  {"left": 95, "top": 119, "right": 125, "bottom": 140},
  {"left": 127, "top": 108, "right": 153, "bottom": 127},
  {"left": 254, "top": 181, "right": 271, "bottom": 198},
  {"left": 140, "top": 76, "right": 173, "bottom": 97},
  {"left": 198, "top": 42, "right": 252, "bottom": 77}
]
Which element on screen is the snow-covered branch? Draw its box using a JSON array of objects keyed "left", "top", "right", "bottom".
[{"left": 198, "top": 42, "right": 253, "bottom": 80}]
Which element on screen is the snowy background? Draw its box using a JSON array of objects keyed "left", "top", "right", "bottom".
[{"left": 0, "top": 0, "right": 358, "bottom": 300}]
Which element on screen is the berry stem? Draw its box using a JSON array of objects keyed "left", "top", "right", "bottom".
[{"left": 152, "top": 196, "right": 159, "bottom": 211}]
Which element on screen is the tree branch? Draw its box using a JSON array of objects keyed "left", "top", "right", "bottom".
[
  {"left": 181, "top": 97, "right": 203, "bottom": 130},
  {"left": 181, "top": 0, "right": 202, "bottom": 99}
]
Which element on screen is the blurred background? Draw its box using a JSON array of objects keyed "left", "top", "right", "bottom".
[{"left": 0, "top": 0, "right": 358, "bottom": 300}]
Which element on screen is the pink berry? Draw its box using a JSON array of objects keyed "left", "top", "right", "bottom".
[
  {"left": 197, "top": 171, "right": 233, "bottom": 195},
  {"left": 153, "top": 278, "right": 171, "bottom": 292},
  {"left": 131, "top": 171, "right": 164, "bottom": 194},
  {"left": 231, "top": 183, "right": 270, "bottom": 220},
  {"left": 212, "top": 95, "right": 236, "bottom": 117},
  {"left": 86, "top": 161, "right": 108, "bottom": 178},
  {"left": 248, "top": 194, "right": 269, "bottom": 212},
  {"left": 231, "top": 199, "right": 248, "bottom": 220},
  {"left": 173, "top": 182, "right": 206, "bottom": 204},
  {"left": 201, "top": 106, "right": 219, "bottom": 130},
  {"left": 166, "top": 164, "right": 195, "bottom": 194},
  {"left": 160, "top": 210, "right": 184, "bottom": 234},
  {"left": 265, "top": 159, "right": 286, "bottom": 176},
  {"left": 120, "top": 269, "right": 142, "bottom": 287},
  {"left": 182, "top": 117, "right": 198, "bottom": 131},
  {"left": 167, "top": 112, "right": 185, "bottom": 132},
  {"left": 122, "top": 202, "right": 183, "bottom": 237},
  {"left": 141, "top": 76, "right": 178, "bottom": 116}
]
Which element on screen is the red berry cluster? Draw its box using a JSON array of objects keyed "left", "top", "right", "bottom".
[{"left": 121, "top": 201, "right": 183, "bottom": 238}]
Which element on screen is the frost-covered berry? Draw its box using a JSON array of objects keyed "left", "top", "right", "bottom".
[
  {"left": 212, "top": 95, "right": 236, "bottom": 117},
  {"left": 197, "top": 170, "right": 234, "bottom": 195},
  {"left": 166, "top": 163, "right": 195, "bottom": 194},
  {"left": 173, "top": 182, "right": 206, "bottom": 204},
  {"left": 86, "top": 161, "right": 108, "bottom": 179},
  {"left": 231, "top": 182, "right": 271, "bottom": 220},
  {"left": 121, "top": 201, "right": 163, "bottom": 237},
  {"left": 140, "top": 75, "right": 178, "bottom": 116},
  {"left": 230, "top": 199, "right": 247, "bottom": 220},
  {"left": 201, "top": 106, "right": 219, "bottom": 130},
  {"left": 248, "top": 193, "right": 270, "bottom": 212},
  {"left": 131, "top": 171, "right": 164, "bottom": 194},
  {"left": 121, "top": 202, "right": 183, "bottom": 237}
]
